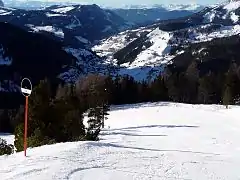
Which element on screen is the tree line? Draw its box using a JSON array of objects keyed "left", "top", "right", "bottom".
[{"left": 1, "top": 60, "right": 240, "bottom": 153}]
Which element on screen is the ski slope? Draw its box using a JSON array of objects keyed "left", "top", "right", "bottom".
[{"left": 1, "top": 102, "right": 240, "bottom": 180}]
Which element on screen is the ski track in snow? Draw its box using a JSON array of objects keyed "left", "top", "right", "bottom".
[{"left": 1, "top": 103, "right": 240, "bottom": 179}]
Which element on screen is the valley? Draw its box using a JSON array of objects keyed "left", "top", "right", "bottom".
[{"left": 0, "top": 1, "right": 240, "bottom": 179}]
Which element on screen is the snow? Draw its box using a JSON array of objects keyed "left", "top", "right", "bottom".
[
  {"left": 116, "top": 28, "right": 172, "bottom": 81},
  {"left": 102, "top": 25, "right": 112, "bottom": 33},
  {"left": 64, "top": 47, "right": 93, "bottom": 60},
  {"left": 230, "top": 12, "right": 239, "bottom": 23},
  {"left": 223, "top": 1, "right": 240, "bottom": 12},
  {"left": 51, "top": 6, "right": 75, "bottom": 13},
  {"left": 1, "top": 102, "right": 240, "bottom": 179},
  {"left": 0, "top": 10, "right": 12, "bottom": 15},
  {"left": 194, "top": 25, "right": 240, "bottom": 42},
  {"left": 130, "top": 27, "right": 172, "bottom": 68},
  {"left": 0, "top": 133, "right": 14, "bottom": 145},
  {"left": 92, "top": 27, "right": 152, "bottom": 59},
  {"left": 75, "top": 36, "right": 89, "bottom": 44},
  {"left": 166, "top": 4, "right": 202, "bottom": 11},
  {"left": 65, "top": 16, "right": 81, "bottom": 29},
  {"left": 0, "top": 10, "right": 7, "bottom": 13},
  {"left": 61, "top": 47, "right": 111, "bottom": 78},
  {"left": 45, "top": 13, "right": 67, "bottom": 17},
  {"left": 203, "top": 11, "right": 216, "bottom": 23},
  {"left": 27, "top": 25, "right": 64, "bottom": 38}
]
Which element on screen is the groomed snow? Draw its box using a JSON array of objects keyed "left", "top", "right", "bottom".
[{"left": 1, "top": 102, "right": 240, "bottom": 180}]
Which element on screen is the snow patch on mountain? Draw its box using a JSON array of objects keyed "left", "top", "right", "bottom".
[
  {"left": 65, "top": 15, "right": 81, "bottom": 29},
  {"left": 51, "top": 6, "right": 75, "bottom": 13},
  {"left": 165, "top": 3, "right": 202, "bottom": 11},
  {"left": 223, "top": 1, "right": 240, "bottom": 12},
  {"left": 127, "top": 28, "right": 172, "bottom": 68},
  {"left": 27, "top": 24, "right": 64, "bottom": 38},
  {"left": 62, "top": 47, "right": 115, "bottom": 79},
  {"left": 230, "top": 12, "right": 239, "bottom": 23},
  {"left": 92, "top": 27, "right": 153, "bottom": 64},
  {"left": 102, "top": 25, "right": 112, "bottom": 33},
  {"left": 64, "top": 48, "right": 93, "bottom": 61},
  {"left": 45, "top": 12, "right": 66, "bottom": 17},
  {"left": 0, "top": 9, "right": 12, "bottom": 15},
  {"left": 75, "top": 36, "right": 89, "bottom": 44},
  {"left": 203, "top": 11, "right": 216, "bottom": 23},
  {"left": 183, "top": 24, "right": 240, "bottom": 44}
]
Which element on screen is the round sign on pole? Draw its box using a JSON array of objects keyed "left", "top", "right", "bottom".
[{"left": 21, "top": 78, "right": 32, "bottom": 97}]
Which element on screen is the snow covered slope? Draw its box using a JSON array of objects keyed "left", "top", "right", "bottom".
[
  {"left": 1, "top": 102, "right": 240, "bottom": 179},
  {"left": 201, "top": 1, "right": 240, "bottom": 24}
]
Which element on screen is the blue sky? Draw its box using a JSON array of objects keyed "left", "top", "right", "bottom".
[{"left": 71, "top": 0, "right": 223, "bottom": 6}]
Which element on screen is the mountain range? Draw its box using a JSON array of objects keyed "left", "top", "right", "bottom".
[
  {"left": 2, "top": 0, "right": 204, "bottom": 24},
  {"left": 111, "top": 4, "right": 205, "bottom": 25},
  {"left": 93, "top": 0, "right": 240, "bottom": 81}
]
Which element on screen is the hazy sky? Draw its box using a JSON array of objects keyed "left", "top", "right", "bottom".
[
  {"left": 24, "top": 0, "right": 224, "bottom": 7},
  {"left": 66, "top": 0, "right": 223, "bottom": 6}
]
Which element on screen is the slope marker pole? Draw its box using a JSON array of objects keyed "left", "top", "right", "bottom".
[
  {"left": 24, "top": 96, "right": 28, "bottom": 157},
  {"left": 21, "top": 78, "right": 32, "bottom": 157}
]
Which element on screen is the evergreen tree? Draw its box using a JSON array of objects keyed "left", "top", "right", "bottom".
[
  {"left": 0, "top": 138, "right": 14, "bottom": 155},
  {"left": 149, "top": 76, "right": 168, "bottom": 102},
  {"left": 223, "top": 86, "right": 232, "bottom": 109}
]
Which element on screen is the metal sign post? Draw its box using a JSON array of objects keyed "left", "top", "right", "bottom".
[{"left": 20, "top": 78, "right": 32, "bottom": 157}]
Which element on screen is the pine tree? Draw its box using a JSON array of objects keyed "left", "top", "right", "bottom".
[
  {"left": 149, "top": 76, "right": 168, "bottom": 102},
  {"left": 86, "top": 107, "right": 103, "bottom": 141},
  {"left": 223, "top": 86, "right": 232, "bottom": 109},
  {"left": 0, "top": 138, "right": 14, "bottom": 155},
  {"left": 198, "top": 76, "right": 210, "bottom": 104}
]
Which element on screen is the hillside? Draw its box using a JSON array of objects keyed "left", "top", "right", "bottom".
[
  {"left": 93, "top": 1, "right": 240, "bottom": 81},
  {"left": 0, "top": 21, "right": 99, "bottom": 108},
  {"left": 1, "top": 102, "right": 240, "bottom": 179},
  {"left": 0, "top": 4, "right": 132, "bottom": 47}
]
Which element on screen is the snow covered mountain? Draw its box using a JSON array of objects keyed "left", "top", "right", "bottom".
[
  {"left": 92, "top": 0, "right": 240, "bottom": 81},
  {"left": 0, "top": 4, "right": 131, "bottom": 96},
  {"left": 111, "top": 5, "right": 205, "bottom": 25},
  {"left": 0, "top": 21, "right": 116, "bottom": 108},
  {"left": 3, "top": 0, "right": 204, "bottom": 11},
  {"left": 0, "top": 4, "right": 132, "bottom": 47},
  {"left": 3, "top": 1, "right": 205, "bottom": 25}
]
